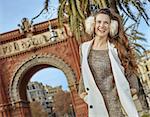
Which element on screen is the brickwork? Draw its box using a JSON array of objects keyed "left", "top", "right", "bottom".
[{"left": 0, "top": 19, "right": 87, "bottom": 117}]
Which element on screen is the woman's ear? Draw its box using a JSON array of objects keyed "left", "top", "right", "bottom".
[
  {"left": 110, "top": 20, "right": 118, "bottom": 37},
  {"left": 85, "top": 16, "right": 95, "bottom": 35}
]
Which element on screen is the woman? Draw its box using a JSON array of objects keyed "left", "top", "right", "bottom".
[{"left": 78, "top": 8, "right": 140, "bottom": 117}]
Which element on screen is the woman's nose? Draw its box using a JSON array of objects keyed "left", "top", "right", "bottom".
[{"left": 99, "top": 22, "right": 104, "bottom": 27}]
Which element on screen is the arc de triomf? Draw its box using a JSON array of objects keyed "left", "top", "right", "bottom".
[{"left": 0, "top": 19, "right": 88, "bottom": 117}]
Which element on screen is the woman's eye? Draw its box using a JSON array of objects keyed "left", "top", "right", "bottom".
[
  {"left": 98, "top": 21, "right": 101, "bottom": 23},
  {"left": 104, "top": 21, "right": 109, "bottom": 24}
]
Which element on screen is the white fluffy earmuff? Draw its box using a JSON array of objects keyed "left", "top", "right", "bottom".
[
  {"left": 109, "top": 20, "right": 118, "bottom": 37},
  {"left": 85, "top": 16, "right": 95, "bottom": 35}
]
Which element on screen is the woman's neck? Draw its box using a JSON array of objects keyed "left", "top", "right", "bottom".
[{"left": 92, "top": 36, "right": 108, "bottom": 50}]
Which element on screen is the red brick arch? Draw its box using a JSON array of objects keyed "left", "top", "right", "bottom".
[
  {"left": 0, "top": 19, "right": 87, "bottom": 117},
  {"left": 9, "top": 54, "right": 76, "bottom": 103}
]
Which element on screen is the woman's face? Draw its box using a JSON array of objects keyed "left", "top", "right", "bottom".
[{"left": 95, "top": 13, "right": 110, "bottom": 38}]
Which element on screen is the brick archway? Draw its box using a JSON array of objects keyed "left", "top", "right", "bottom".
[
  {"left": 0, "top": 19, "right": 88, "bottom": 117},
  {"left": 9, "top": 54, "right": 76, "bottom": 103}
]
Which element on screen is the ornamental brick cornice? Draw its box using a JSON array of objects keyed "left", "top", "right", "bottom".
[{"left": 0, "top": 18, "right": 58, "bottom": 44}]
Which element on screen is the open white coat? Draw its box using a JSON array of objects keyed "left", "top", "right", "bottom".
[{"left": 81, "top": 39, "right": 139, "bottom": 117}]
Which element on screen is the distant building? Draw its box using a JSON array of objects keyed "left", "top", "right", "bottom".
[
  {"left": 137, "top": 50, "right": 150, "bottom": 107},
  {"left": 44, "top": 85, "right": 62, "bottom": 102},
  {"left": 27, "top": 81, "right": 63, "bottom": 117}
]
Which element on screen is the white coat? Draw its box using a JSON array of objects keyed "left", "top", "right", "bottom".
[{"left": 80, "top": 39, "right": 139, "bottom": 117}]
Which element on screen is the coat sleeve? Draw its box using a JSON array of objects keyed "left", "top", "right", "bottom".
[
  {"left": 78, "top": 75, "right": 86, "bottom": 95},
  {"left": 125, "top": 70, "right": 139, "bottom": 94},
  {"left": 78, "top": 45, "right": 86, "bottom": 96},
  {"left": 126, "top": 71, "right": 149, "bottom": 110}
]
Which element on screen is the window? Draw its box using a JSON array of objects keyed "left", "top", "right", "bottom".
[{"left": 32, "top": 85, "right": 35, "bottom": 89}]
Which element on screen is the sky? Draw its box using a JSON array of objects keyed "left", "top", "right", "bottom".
[
  {"left": 0, "top": 0, "right": 150, "bottom": 90},
  {"left": 31, "top": 68, "right": 69, "bottom": 91},
  {"left": 0, "top": 0, "right": 59, "bottom": 33}
]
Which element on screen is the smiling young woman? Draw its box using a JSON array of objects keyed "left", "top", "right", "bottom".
[{"left": 78, "top": 8, "right": 142, "bottom": 117}]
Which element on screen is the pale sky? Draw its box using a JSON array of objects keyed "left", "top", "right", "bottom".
[
  {"left": 0, "top": 0, "right": 59, "bottom": 33},
  {"left": 31, "top": 68, "right": 69, "bottom": 91},
  {"left": 0, "top": 0, "right": 150, "bottom": 90}
]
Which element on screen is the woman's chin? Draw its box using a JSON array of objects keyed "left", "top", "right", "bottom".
[{"left": 96, "top": 34, "right": 108, "bottom": 38}]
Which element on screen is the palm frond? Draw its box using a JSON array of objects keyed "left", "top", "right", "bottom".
[
  {"left": 81, "top": 0, "right": 88, "bottom": 15},
  {"left": 105, "top": 0, "right": 110, "bottom": 7},
  {"left": 65, "top": 3, "right": 72, "bottom": 16},
  {"left": 101, "top": 0, "right": 107, "bottom": 7},
  {"left": 58, "top": 0, "right": 67, "bottom": 27},
  {"left": 131, "top": 36, "right": 146, "bottom": 42},
  {"left": 75, "top": 19, "right": 82, "bottom": 40},
  {"left": 95, "top": 0, "right": 103, "bottom": 8},
  {"left": 70, "top": 0, "right": 77, "bottom": 16},
  {"left": 31, "top": 8, "right": 45, "bottom": 22},
  {"left": 131, "top": 0, "right": 149, "bottom": 26},
  {"left": 76, "top": 0, "right": 85, "bottom": 19},
  {"left": 122, "top": 1, "right": 137, "bottom": 22},
  {"left": 136, "top": 1, "right": 149, "bottom": 20},
  {"left": 132, "top": 30, "right": 145, "bottom": 37},
  {"left": 116, "top": 0, "right": 135, "bottom": 21},
  {"left": 125, "top": 23, "right": 136, "bottom": 32},
  {"left": 134, "top": 48, "right": 143, "bottom": 55},
  {"left": 44, "top": 0, "right": 50, "bottom": 11},
  {"left": 68, "top": 16, "right": 73, "bottom": 32},
  {"left": 83, "top": 0, "right": 89, "bottom": 15},
  {"left": 122, "top": 14, "right": 129, "bottom": 25},
  {"left": 132, "top": 43, "right": 146, "bottom": 51}
]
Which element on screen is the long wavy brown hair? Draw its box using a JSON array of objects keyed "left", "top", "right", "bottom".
[{"left": 93, "top": 8, "right": 138, "bottom": 75}]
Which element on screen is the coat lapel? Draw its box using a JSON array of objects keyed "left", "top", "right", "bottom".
[
  {"left": 81, "top": 39, "right": 109, "bottom": 117},
  {"left": 108, "top": 42, "right": 139, "bottom": 117}
]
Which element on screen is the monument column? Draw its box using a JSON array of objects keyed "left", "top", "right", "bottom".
[{"left": 0, "top": 70, "right": 11, "bottom": 117}]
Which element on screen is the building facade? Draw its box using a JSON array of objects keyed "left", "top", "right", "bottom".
[
  {"left": 44, "top": 85, "right": 62, "bottom": 102},
  {"left": 27, "top": 81, "right": 56, "bottom": 116},
  {"left": 137, "top": 50, "right": 150, "bottom": 108}
]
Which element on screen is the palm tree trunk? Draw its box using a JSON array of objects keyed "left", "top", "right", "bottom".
[{"left": 109, "top": 0, "right": 119, "bottom": 14}]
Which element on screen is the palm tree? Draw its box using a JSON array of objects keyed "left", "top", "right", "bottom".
[
  {"left": 123, "top": 13, "right": 147, "bottom": 54},
  {"left": 42, "top": 0, "right": 149, "bottom": 41}
]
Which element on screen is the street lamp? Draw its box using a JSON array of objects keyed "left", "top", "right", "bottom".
[
  {"left": 48, "top": 21, "right": 58, "bottom": 42},
  {"left": 89, "top": 4, "right": 99, "bottom": 14}
]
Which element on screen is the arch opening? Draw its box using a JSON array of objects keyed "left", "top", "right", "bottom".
[{"left": 9, "top": 55, "right": 77, "bottom": 116}]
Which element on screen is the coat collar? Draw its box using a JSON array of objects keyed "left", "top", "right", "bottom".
[{"left": 83, "top": 39, "right": 116, "bottom": 58}]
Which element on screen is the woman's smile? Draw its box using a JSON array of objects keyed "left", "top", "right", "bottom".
[{"left": 97, "top": 27, "right": 107, "bottom": 33}]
